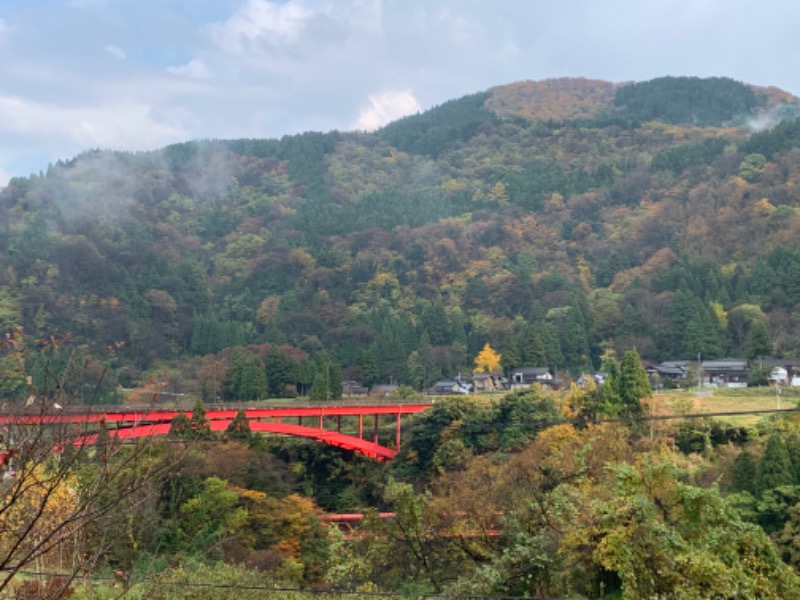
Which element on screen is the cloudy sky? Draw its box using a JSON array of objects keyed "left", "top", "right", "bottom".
[{"left": 0, "top": 0, "right": 798, "bottom": 185}]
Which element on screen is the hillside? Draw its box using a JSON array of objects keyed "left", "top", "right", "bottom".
[{"left": 2, "top": 75, "right": 800, "bottom": 401}]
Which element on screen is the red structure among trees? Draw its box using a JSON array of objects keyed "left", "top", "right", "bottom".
[{"left": 0, "top": 404, "right": 432, "bottom": 461}]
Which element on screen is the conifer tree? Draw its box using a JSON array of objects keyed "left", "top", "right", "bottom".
[
  {"left": 501, "top": 336, "right": 520, "bottom": 374},
  {"left": 747, "top": 320, "right": 772, "bottom": 360},
  {"left": 618, "top": 348, "right": 650, "bottom": 417},
  {"left": 265, "top": 347, "right": 296, "bottom": 397},
  {"left": 357, "top": 349, "right": 380, "bottom": 387},
  {"left": 522, "top": 326, "right": 547, "bottom": 367},
  {"left": 225, "top": 409, "right": 252, "bottom": 443},
  {"left": 239, "top": 356, "right": 268, "bottom": 400},
  {"left": 309, "top": 357, "right": 343, "bottom": 401},
  {"left": 190, "top": 399, "right": 214, "bottom": 440},
  {"left": 539, "top": 321, "right": 563, "bottom": 369},
  {"left": 730, "top": 449, "right": 757, "bottom": 495},
  {"left": 757, "top": 433, "right": 794, "bottom": 497}
]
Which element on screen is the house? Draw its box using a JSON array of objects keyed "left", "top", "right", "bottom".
[
  {"left": 471, "top": 372, "right": 503, "bottom": 392},
  {"left": 370, "top": 384, "right": 398, "bottom": 397},
  {"left": 759, "top": 358, "right": 800, "bottom": 386},
  {"left": 343, "top": 381, "right": 369, "bottom": 397},
  {"left": 428, "top": 380, "right": 470, "bottom": 395},
  {"left": 770, "top": 366, "right": 789, "bottom": 384},
  {"left": 700, "top": 359, "right": 748, "bottom": 388},
  {"left": 509, "top": 367, "right": 557, "bottom": 390},
  {"left": 646, "top": 361, "right": 690, "bottom": 387}
]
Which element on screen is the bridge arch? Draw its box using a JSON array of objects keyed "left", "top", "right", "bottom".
[{"left": 59, "top": 404, "right": 432, "bottom": 461}]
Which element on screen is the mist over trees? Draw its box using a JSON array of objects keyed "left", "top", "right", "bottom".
[
  {"left": 5, "top": 73, "right": 800, "bottom": 597},
  {"left": 1, "top": 76, "right": 800, "bottom": 399}
]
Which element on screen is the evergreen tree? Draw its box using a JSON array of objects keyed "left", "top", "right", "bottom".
[
  {"left": 405, "top": 350, "right": 425, "bottom": 390},
  {"left": 521, "top": 325, "right": 547, "bottom": 366},
  {"left": 618, "top": 348, "right": 650, "bottom": 417},
  {"left": 747, "top": 320, "right": 772, "bottom": 360},
  {"left": 239, "top": 356, "right": 268, "bottom": 400},
  {"left": 730, "top": 450, "right": 757, "bottom": 495},
  {"left": 187, "top": 399, "right": 214, "bottom": 440},
  {"left": 330, "top": 362, "right": 343, "bottom": 400},
  {"left": 757, "top": 433, "right": 794, "bottom": 497},
  {"left": 786, "top": 435, "right": 800, "bottom": 483},
  {"left": 421, "top": 303, "right": 450, "bottom": 346},
  {"left": 168, "top": 413, "right": 192, "bottom": 438},
  {"left": 309, "top": 372, "right": 329, "bottom": 402},
  {"left": 225, "top": 409, "right": 252, "bottom": 442},
  {"left": 666, "top": 285, "right": 698, "bottom": 356},
  {"left": 308, "top": 356, "right": 343, "bottom": 401},
  {"left": 357, "top": 349, "right": 380, "bottom": 387},
  {"left": 539, "top": 321, "right": 563, "bottom": 369},
  {"left": 598, "top": 372, "right": 623, "bottom": 417},
  {"left": 223, "top": 348, "right": 246, "bottom": 400},
  {"left": 501, "top": 336, "right": 521, "bottom": 374},
  {"left": 265, "top": 347, "right": 297, "bottom": 397},
  {"left": 683, "top": 303, "right": 724, "bottom": 359}
]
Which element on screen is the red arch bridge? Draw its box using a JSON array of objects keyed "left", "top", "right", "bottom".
[{"left": 0, "top": 404, "right": 434, "bottom": 461}]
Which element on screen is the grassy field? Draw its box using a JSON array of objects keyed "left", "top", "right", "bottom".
[{"left": 653, "top": 386, "right": 800, "bottom": 427}]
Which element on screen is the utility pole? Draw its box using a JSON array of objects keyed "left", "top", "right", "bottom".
[{"left": 697, "top": 353, "right": 701, "bottom": 391}]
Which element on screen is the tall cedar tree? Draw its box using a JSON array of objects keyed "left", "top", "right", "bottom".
[
  {"left": 757, "top": 433, "right": 795, "bottom": 497},
  {"left": 618, "top": 348, "right": 650, "bottom": 417},
  {"left": 190, "top": 399, "right": 215, "bottom": 440},
  {"left": 225, "top": 409, "right": 253, "bottom": 442},
  {"left": 730, "top": 449, "right": 758, "bottom": 495},
  {"left": 521, "top": 326, "right": 547, "bottom": 367}
]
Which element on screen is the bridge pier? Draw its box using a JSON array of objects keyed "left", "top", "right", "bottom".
[{"left": 395, "top": 413, "right": 401, "bottom": 450}]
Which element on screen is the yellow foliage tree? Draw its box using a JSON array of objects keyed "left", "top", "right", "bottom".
[
  {"left": 473, "top": 343, "right": 502, "bottom": 374},
  {"left": 0, "top": 465, "right": 78, "bottom": 572}
]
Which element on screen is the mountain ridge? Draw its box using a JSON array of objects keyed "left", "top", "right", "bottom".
[{"left": 2, "top": 75, "right": 800, "bottom": 400}]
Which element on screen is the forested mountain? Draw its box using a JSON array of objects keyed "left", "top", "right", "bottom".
[{"left": 3, "top": 75, "right": 800, "bottom": 401}]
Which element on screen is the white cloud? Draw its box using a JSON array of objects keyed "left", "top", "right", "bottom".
[
  {"left": 104, "top": 44, "right": 126, "bottom": 59},
  {"left": 167, "top": 58, "right": 211, "bottom": 79},
  {"left": 0, "top": 167, "right": 9, "bottom": 188},
  {"left": 211, "top": 0, "right": 313, "bottom": 55},
  {"left": 0, "top": 94, "right": 187, "bottom": 151},
  {"left": 352, "top": 90, "right": 421, "bottom": 131}
]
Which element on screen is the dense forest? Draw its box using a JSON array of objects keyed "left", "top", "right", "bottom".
[
  {"left": 6, "top": 75, "right": 800, "bottom": 598},
  {"left": 1, "top": 74, "right": 800, "bottom": 401}
]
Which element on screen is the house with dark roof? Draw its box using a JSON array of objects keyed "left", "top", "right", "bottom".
[
  {"left": 343, "top": 381, "right": 370, "bottom": 397},
  {"left": 646, "top": 361, "right": 690, "bottom": 387},
  {"left": 428, "top": 380, "right": 470, "bottom": 395},
  {"left": 370, "top": 384, "right": 398, "bottom": 397},
  {"left": 700, "top": 359, "right": 748, "bottom": 388},
  {"left": 509, "top": 367, "right": 561, "bottom": 390}
]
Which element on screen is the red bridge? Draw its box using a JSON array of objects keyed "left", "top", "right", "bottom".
[{"left": 0, "top": 404, "right": 433, "bottom": 461}]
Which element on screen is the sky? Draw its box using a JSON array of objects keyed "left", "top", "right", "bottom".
[{"left": 0, "top": 0, "right": 799, "bottom": 186}]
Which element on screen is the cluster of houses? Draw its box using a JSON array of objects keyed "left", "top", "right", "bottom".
[
  {"left": 343, "top": 367, "right": 563, "bottom": 398},
  {"left": 342, "top": 358, "right": 800, "bottom": 398},
  {"left": 646, "top": 358, "right": 800, "bottom": 388}
]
